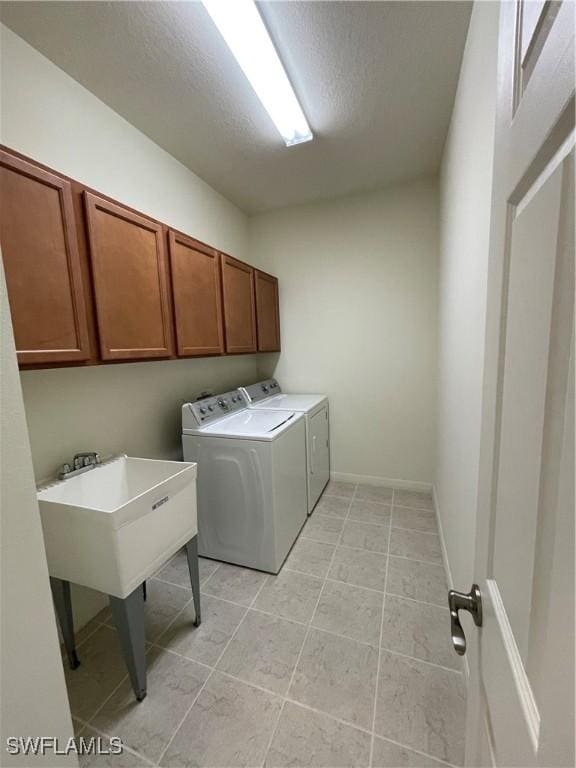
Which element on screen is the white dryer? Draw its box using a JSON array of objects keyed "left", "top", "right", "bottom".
[
  {"left": 182, "top": 389, "right": 307, "bottom": 573},
  {"left": 240, "top": 379, "right": 330, "bottom": 513}
]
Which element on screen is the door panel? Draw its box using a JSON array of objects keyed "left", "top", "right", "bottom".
[
  {"left": 168, "top": 230, "right": 224, "bottom": 357},
  {"left": 220, "top": 253, "right": 256, "bottom": 354},
  {"left": 254, "top": 269, "right": 280, "bottom": 352},
  {"left": 467, "top": 2, "right": 574, "bottom": 766},
  {"left": 308, "top": 406, "right": 330, "bottom": 510},
  {"left": 492, "top": 161, "right": 564, "bottom": 660},
  {"left": 0, "top": 150, "right": 90, "bottom": 364},
  {"left": 84, "top": 193, "right": 173, "bottom": 360}
]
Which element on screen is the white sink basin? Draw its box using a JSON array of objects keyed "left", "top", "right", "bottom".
[{"left": 38, "top": 457, "right": 197, "bottom": 598}]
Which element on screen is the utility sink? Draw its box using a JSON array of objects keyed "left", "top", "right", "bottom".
[{"left": 38, "top": 456, "right": 197, "bottom": 598}]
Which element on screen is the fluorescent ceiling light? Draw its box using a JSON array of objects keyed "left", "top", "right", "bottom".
[{"left": 202, "top": 0, "right": 313, "bottom": 147}]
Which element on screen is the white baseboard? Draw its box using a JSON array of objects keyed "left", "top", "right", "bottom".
[
  {"left": 433, "top": 484, "right": 470, "bottom": 680},
  {"left": 432, "top": 484, "right": 454, "bottom": 590},
  {"left": 330, "top": 471, "right": 432, "bottom": 492}
]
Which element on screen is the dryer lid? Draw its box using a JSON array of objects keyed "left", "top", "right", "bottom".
[{"left": 250, "top": 393, "right": 327, "bottom": 413}]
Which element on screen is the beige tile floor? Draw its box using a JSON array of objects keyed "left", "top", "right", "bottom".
[{"left": 67, "top": 482, "right": 466, "bottom": 768}]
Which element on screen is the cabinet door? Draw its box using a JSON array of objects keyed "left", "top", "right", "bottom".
[
  {"left": 0, "top": 150, "right": 91, "bottom": 365},
  {"left": 84, "top": 192, "right": 174, "bottom": 360},
  {"left": 254, "top": 269, "right": 280, "bottom": 352},
  {"left": 168, "top": 230, "right": 224, "bottom": 356},
  {"left": 220, "top": 254, "right": 257, "bottom": 353}
]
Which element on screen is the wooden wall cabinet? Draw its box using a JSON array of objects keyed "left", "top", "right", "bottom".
[
  {"left": 1, "top": 147, "right": 281, "bottom": 369},
  {"left": 84, "top": 192, "right": 174, "bottom": 361},
  {"left": 254, "top": 269, "right": 281, "bottom": 352},
  {"left": 168, "top": 230, "right": 224, "bottom": 356},
  {"left": 220, "top": 254, "right": 257, "bottom": 354},
  {"left": 0, "top": 150, "right": 91, "bottom": 365}
]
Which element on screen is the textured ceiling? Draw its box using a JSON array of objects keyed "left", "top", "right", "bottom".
[{"left": 1, "top": 1, "right": 471, "bottom": 213}]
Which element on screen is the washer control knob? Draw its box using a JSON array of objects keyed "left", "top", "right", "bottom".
[
  {"left": 231, "top": 395, "right": 237, "bottom": 403},
  {"left": 218, "top": 398, "right": 227, "bottom": 408},
  {"left": 199, "top": 406, "right": 207, "bottom": 415},
  {"left": 208, "top": 404, "right": 214, "bottom": 412},
  {"left": 262, "top": 385, "right": 268, "bottom": 392}
]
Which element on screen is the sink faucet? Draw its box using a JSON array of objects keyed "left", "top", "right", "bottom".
[{"left": 59, "top": 452, "right": 101, "bottom": 480}]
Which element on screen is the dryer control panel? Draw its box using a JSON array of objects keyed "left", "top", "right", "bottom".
[
  {"left": 185, "top": 389, "right": 248, "bottom": 426},
  {"left": 241, "top": 378, "right": 282, "bottom": 403}
]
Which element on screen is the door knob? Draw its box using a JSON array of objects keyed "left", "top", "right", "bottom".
[{"left": 448, "top": 584, "right": 482, "bottom": 655}]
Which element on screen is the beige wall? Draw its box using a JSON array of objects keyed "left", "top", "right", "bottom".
[
  {"left": 435, "top": 1, "right": 499, "bottom": 589},
  {"left": 249, "top": 178, "right": 439, "bottom": 487},
  {"left": 0, "top": 261, "right": 77, "bottom": 767},
  {"left": 0, "top": 25, "right": 258, "bottom": 625}
]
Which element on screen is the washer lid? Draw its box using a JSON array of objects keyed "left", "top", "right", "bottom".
[
  {"left": 250, "top": 393, "right": 327, "bottom": 413},
  {"left": 183, "top": 408, "right": 304, "bottom": 441}
]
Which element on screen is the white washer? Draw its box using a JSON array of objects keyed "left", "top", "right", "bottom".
[
  {"left": 240, "top": 379, "right": 330, "bottom": 513},
  {"left": 182, "top": 389, "right": 307, "bottom": 573}
]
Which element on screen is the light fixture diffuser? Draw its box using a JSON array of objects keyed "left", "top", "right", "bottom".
[{"left": 202, "top": 0, "right": 313, "bottom": 147}]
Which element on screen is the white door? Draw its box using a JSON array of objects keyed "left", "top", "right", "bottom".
[
  {"left": 308, "top": 405, "right": 330, "bottom": 511},
  {"left": 460, "top": 2, "right": 575, "bottom": 767}
]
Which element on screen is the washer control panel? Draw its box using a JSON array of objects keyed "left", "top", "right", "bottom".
[
  {"left": 242, "top": 378, "right": 282, "bottom": 403},
  {"left": 188, "top": 389, "right": 248, "bottom": 425}
]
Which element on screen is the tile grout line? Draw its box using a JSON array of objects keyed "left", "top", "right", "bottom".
[
  {"left": 368, "top": 486, "right": 394, "bottom": 768},
  {"left": 121, "top": 641, "right": 457, "bottom": 763},
  {"left": 374, "top": 734, "right": 458, "bottom": 768},
  {"left": 390, "top": 525, "right": 442, "bottom": 536},
  {"left": 151, "top": 572, "right": 206, "bottom": 592},
  {"left": 155, "top": 570, "right": 271, "bottom": 767},
  {"left": 74, "top": 637, "right": 457, "bottom": 768},
  {"left": 69, "top": 618, "right": 108, "bottom": 652},
  {"left": 149, "top": 553, "right": 224, "bottom": 594},
  {"left": 301, "top": 526, "right": 441, "bottom": 544},
  {"left": 284, "top": 549, "right": 444, "bottom": 578},
  {"left": 393, "top": 503, "right": 436, "bottom": 513},
  {"left": 260, "top": 482, "right": 358, "bottom": 768},
  {"left": 382, "top": 590, "right": 447, "bottom": 609},
  {"left": 76, "top": 564, "right": 256, "bottom": 766},
  {"left": 152, "top": 616, "right": 462, "bottom": 685},
  {"left": 86, "top": 644, "right": 457, "bottom": 767},
  {"left": 377, "top": 645, "right": 462, "bottom": 675},
  {"left": 70, "top": 486, "right": 454, "bottom": 768},
  {"left": 80, "top": 592, "right": 205, "bottom": 753},
  {"left": 73, "top": 716, "right": 156, "bottom": 767},
  {"left": 302, "top": 525, "right": 446, "bottom": 570},
  {"left": 194, "top": 558, "right": 223, "bottom": 590},
  {"left": 149, "top": 556, "right": 228, "bottom": 651},
  {"left": 212, "top": 599, "right": 310, "bottom": 627},
  {"left": 77, "top": 565, "right": 448, "bottom": 680},
  {"left": 308, "top": 514, "right": 441, "bottom": 535},
  {"left": 154, "top": 541, "right": 446, "bottom": 596},
  {"left": 322, "top": 497, "right": 435, "bottom": 515},
  {"left": 70, "top": 553, "right": 221, "bottom": 651}
]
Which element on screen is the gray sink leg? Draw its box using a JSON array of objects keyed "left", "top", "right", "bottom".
[
  {"left": 109, "top": 586, "right": 147, "bottom": 702},
  {"left": 50, "top": 577, "right": 80, "bottom": 670},
  {"left": 184, "top": 535, "right": 201, "bottom": 626}
]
